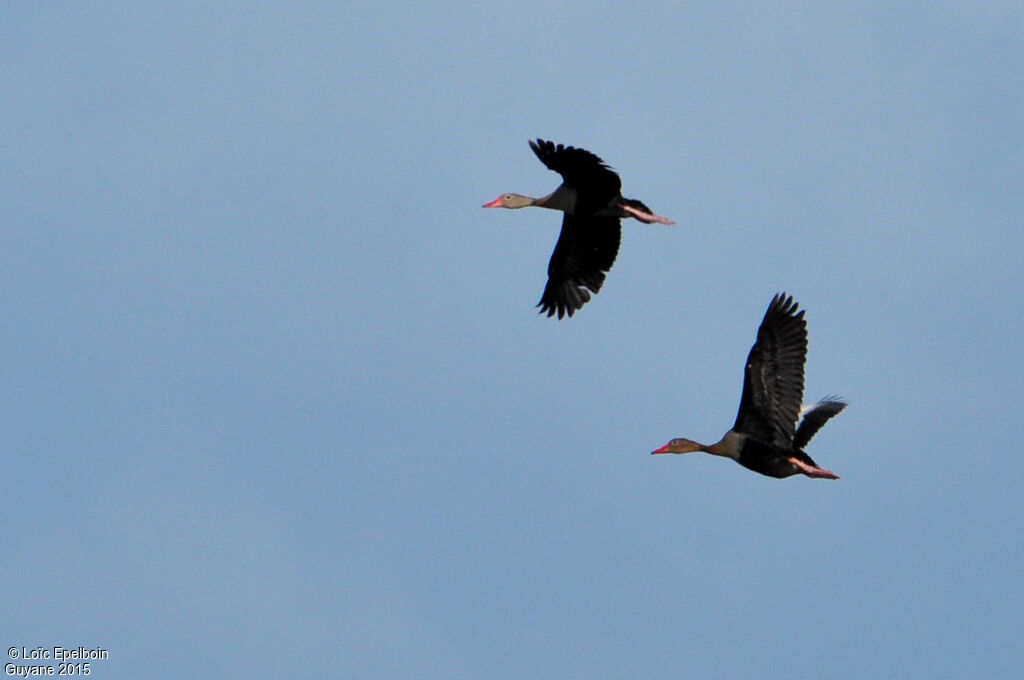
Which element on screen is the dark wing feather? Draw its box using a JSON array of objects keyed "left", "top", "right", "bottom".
[
  {"left": 792, "top": 398, "right": 846, "bottom": 450},
  {"left": 734, "top": 294, "right": 808, "bottom": 447},
  {"left": 529, "top": 139, "right": 622, "bottom": 213},
  {"left": 537, "top": 213, "right": 621, "bottom": 319}
]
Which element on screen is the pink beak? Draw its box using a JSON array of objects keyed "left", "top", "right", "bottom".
[
  {"left": 651, "top": 444, "right": 670, "bottom": 455},
  {"left": 482, "top": 197, "right": 504, "bottom": 208}
]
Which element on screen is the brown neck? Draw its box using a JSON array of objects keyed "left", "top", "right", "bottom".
[
  {"left": 703, "top": 431, "right": 744, "bottom": 460},
  {"left": 534, "top": 184, "right": 577, "bottom": 213}
]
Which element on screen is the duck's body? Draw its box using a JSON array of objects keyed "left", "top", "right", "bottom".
[
  {"left": 484, "top": 139, "right": 672, "bottom": 319},
  {"left": 653, "top": 294, "right": 845, "bottom": 480},
  {"left": 738, "top": 438, "right": 837, "bottom": 479}
]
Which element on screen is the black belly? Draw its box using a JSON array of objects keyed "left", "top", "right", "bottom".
[{"left": 737, "top": 439, "right": 803, "bottom": 478}]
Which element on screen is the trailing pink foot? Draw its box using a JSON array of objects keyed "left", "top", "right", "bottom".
[
  {"left": 788, "top": 457, "right": 840, "bottom": 480},
  {"left": 621, "top": 204, "right": 674, "bottom": 225}
]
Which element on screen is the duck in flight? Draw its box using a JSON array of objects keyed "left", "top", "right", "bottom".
[
  {"left": 484, "top": 139, "right": 673, "bottom": 319},
  {"left": 652, "top": 294, "right": 846, "bottom": 479}
]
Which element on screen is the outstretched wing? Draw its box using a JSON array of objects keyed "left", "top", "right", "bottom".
[
  {"left": 793, "top": 398, "right": 847, "bottom": 450},
  {"left": 537, "top": 213, "right": 621, "bottom": 319},
  {"left": 733, "top": 294, "right": 808, "bottom": 447},
  {"left": 529, "top": 139, "right": 622, "bottom": 213}
]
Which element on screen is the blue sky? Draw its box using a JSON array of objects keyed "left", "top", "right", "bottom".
[{"left": 2, "top": 2, "right": 1022, "bottom": 678}]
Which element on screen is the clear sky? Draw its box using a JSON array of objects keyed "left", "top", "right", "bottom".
[{"left": 2, "top": 2, "right": 1022, "bottom": 678}]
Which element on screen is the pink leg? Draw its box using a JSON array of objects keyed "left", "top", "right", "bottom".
[
  {"left": 621, "top": 204, "right": 675, "bottom": 225},
  {"left": 788, "top": 457, "right": 840, "bottom": 480}
]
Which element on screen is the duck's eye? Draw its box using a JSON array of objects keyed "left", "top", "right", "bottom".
[{"left": 505, "top": 194, "right": 513, "bottom": 200}]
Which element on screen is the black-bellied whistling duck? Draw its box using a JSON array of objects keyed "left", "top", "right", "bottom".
[
  {"left": 483, "top": 139, "right": 673, "bottom": 319},
  {"left": 652, "top": 294, "right": 846, "bottom": 479}
]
